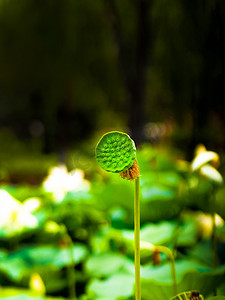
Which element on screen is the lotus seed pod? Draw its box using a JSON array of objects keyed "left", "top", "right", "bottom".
[{"left": 96, "top": 131, "right": 136, "bottom": 173}]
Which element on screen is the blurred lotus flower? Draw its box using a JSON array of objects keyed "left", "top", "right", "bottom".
[
  {"left": 29, "top": 273, "right": 46, "bottom": 295},
  {"left": 200, "top": 165, "right": 223, "bottom": 185},
  {"left": 23, "top": 197, "right": 41, "bottom": 213},
  {"left": 197, "top": 212, "right": 224, "bottom": 239},
  {"left": 0, "top": 190, "right": 38, "bottom": 234},
  {"left": 191, "top": 144, "right": 220, "bottom": 171},
  {"left": 43, "top": 164, "right": 90, "bottom": 202},
  {"left": 191, "top": 144, "right": 223, "bottom": 185}
]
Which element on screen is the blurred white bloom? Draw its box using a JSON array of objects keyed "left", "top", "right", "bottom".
[
  {"left": 43, "top": 164, "right": 90, "bottom": 202},
  {"left": 191, "top": 151, "right": 219, "bottom": 172},
  {"left": 23, "top": 197, "right": 41, "bottom": 213},
  {"left": 200, "top": 165, "right": 223, "bottom": 185},
  {"left": 0, "top": 190, "right": 38, "bottom": 234},
  {"left": 191, "top": 144, "right": 223, "bottom": 185},
  {"left": 191, "top": 144, "right": 220, "bottom": 171},
  {"left": 197, "top": 212, "right": 224, "bottom": 239}
]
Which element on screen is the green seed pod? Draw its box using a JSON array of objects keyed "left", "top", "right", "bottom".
[{"left": 96, "top": 131, "right": 136, "bottom": 173}]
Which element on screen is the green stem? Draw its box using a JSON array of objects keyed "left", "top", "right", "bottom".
[
  {"left": 158, "top": 246, "right": 177, "bottom": 296},
  {"left": 134, "top": 176, "right": 141, "bottom": 300}
]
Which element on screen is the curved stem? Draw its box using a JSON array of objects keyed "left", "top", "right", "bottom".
[
  {"left": 134, "top": 176, "right": 141, "bottom": 300},
  {"left": 157, "top": 246, "right": 177, "bottom": 296}
]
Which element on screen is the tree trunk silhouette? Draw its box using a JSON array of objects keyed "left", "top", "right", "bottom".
[{"left": 104, "top": 0, "right": 151, "bottom": 145}]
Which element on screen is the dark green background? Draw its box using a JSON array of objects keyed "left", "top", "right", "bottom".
[{"left": 0, "top": 0, "right": 225, "bottom": 156}]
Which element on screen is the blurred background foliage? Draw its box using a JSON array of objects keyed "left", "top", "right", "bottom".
[
  {"left": 0, "top": 147, "right": 225, "bottom": 299},
  {"left": 0, "top": 0, "right": 225, "bottom": 299}
]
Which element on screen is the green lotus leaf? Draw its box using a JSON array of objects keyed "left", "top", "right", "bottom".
[
  {"left": 85, "top": 252, "right": 134, "bottom": 278},
  {"left": 141, "top": 259, "right": 225, "bottom": 300},
  {"left": 87, "top": 272, "right": 135, "bottom": 300},
  {"left": 121, "top": 221, "right": 178, "bottom": 246},
  {"left": 0, "top": 244, "right": 88, "bottom": 280},
  {"left": 0, "top": 287, "right": 66, "bottom": 299},
  {"left": 96, "top": 131, "right": 136, "bottom": 173},
  {"left": 141, "top": 183, "right": 176, "bottom": 202},
  {"left": 94, "top": 175, "right": 181, "bottom": 222},
  {"left": 176, "top": 217, "right": 199, "bottom": 247}
]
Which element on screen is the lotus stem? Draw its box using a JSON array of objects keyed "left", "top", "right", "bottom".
[
  {"left": 134, "top": 176, "right": 141, "bottom": 300},
  {"left": 157, "top": 245, "right": 177, "bottom": 296}
]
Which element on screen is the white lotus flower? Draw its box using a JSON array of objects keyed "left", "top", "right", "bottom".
[
  {"left": 191, "top": 144, "right": 223, "bottom": 185},
  {"left": 191, "top": 145, "right": 219, "bottom": 171},
  {"left": 23, "top": 197, "right": 41, "bottom": 213},
  {"left": 0, "top": 190, "right": 38, "bottom": 234},
  {"left": 43, "top": 164, "right": 90, "bottom": 202}
]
